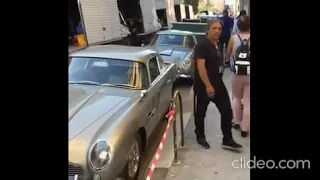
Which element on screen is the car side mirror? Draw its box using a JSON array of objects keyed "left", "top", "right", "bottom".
[{"left": 140, "top": 90, "right": 148, "bottom": 101}]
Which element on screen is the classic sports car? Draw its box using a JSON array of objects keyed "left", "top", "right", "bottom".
[
  {"left": 149, "top": 30, "right": 197, "bottom": 82},
  {"left": 68, "top": 45, "right": 177, "bottom": 180}
]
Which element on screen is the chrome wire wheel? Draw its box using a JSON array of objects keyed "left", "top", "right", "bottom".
[{"left": 127, "top": 140, "right": 140, "bottom": 179}]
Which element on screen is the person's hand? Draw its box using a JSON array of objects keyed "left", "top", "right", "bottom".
[{"left": 206, "top": 84, "right": 215, "bottom": 98}]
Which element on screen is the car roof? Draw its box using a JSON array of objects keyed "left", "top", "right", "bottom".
[
  {"left": 69, "top": 45, "right": 157, "bottom": 63},
  {"left": 157, "top": 30, "right": 194, "bottom": 36}
]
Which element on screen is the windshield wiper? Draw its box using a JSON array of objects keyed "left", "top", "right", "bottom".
[
  {"left": 102, "top": 83, "right": 139, "bottom": 89},
  {"left": 69, "top": 81, "right": 102, "bottom": 86}
]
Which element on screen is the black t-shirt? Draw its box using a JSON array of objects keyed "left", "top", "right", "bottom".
[{"left": 193, "top": 38, "right": 224, "bottom": 93}]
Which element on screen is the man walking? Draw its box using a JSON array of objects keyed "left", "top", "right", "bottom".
[
  {"left": 193, "top": 18, "right": 242, "bottom": 151},
  {"left": 219, "top": 9, "right": 234, "bottom": 66}
]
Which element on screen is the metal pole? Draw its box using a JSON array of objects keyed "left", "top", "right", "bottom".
[
  {"left": 171, "top": 95, "right": 178, "bottom": 163},
  {"left": 177, "top": 92, "right": 185, "bottom": 147},
  {"left": 173, "top": 109, "right": 178, "bottom": 163}
]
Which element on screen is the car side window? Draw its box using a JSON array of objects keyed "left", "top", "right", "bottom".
[
  {"left": 139, "top": 63, "right": 150, "bottom": 89},
  {"left": 148, "top": 57, "right": 160, "bottom": 83},
  {"left": 156, "top": 55, "right": 164, "bottom": 72},
  {"left": 185, "top": 36, "right": 195, "bottom": 48}
]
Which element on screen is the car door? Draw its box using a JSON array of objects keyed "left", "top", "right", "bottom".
[
  {"left": 145, "top": 56, "right": 162, "bottom": 135},
  {"left": 156, "top": 55, "right": 172, "bottom": 117}
]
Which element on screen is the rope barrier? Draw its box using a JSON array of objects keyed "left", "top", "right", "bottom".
[{"left": 145, "top": 90, "right": 184, "bottom": 180}]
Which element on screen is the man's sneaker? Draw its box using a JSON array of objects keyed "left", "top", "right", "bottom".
[
  {"left": 197, "top": 137, "right": 210, "bottom": 149},
  {"left": 232, "top": 123, "right": 241, "bottom": 131},
  {"left": 241, "top": 131, "right": 248, "bottom": 137},
  {"left": 222, "top": 138, "right": 242, "bottom": 151}
]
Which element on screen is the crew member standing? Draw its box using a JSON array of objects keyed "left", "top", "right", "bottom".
[{"left": 193, "top": 18, "right": 242, "bottom": 150}]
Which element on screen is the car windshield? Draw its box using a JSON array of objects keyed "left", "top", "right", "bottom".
[
  {"left": 69, "top": 57, "right": 149, "bottom": 89},
  {"left": 151, "top": 34, "right": 184, "bottom": 46}
]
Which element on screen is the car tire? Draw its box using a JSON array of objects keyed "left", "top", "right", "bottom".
[{"left": 123, "top": 134, "right": 142, "bottom": 180}]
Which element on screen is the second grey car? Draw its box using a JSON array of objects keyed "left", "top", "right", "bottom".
[{"left": 149, "top": 30, "right": 197, "bottom": 82}]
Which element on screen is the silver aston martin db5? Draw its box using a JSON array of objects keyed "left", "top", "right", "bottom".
[
  {"left": 149, "top": 30, "right": 197, "bottom": 82},
  {"left": 68, "top": 45, "right": 177, "bottom": 180}
]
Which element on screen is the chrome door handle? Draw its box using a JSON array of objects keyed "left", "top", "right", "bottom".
[{"left": 148, "top": 109, "right": 156, "bottom": 119}]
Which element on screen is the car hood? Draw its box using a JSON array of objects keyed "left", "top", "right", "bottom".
[
  {"left": 155, "top": 45, "right": 191, "bottom": 65},
  {"left": 69, "top": 85, "right": 129, "bottom": 140}
]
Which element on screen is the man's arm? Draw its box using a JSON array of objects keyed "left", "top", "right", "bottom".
[
  {"left": 197, "top": 59, "right": 212, "bottom": 88},
  {"left": 226, "top": 36, "right": 234, "bottom": 62}
]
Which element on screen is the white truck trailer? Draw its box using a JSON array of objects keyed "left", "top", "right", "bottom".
[
  {"left": 185, "top": 4, "right": 194, "bottom": 19},
  {"left": 174, "top": 4, "right": 186, "bottom": 22},
  {"left": 69, "top": 0, "right": 161, "bottom": 52},
  {"left": 155, "top": 0, "right": 176, "bottom": 28}
]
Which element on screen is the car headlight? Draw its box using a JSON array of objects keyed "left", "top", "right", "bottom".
[
  {"left": 89, "top": 140, "right": 112, "bottom": 171},
  {"left": 181, "top": 60, "right": 191, "bottom": 69}
]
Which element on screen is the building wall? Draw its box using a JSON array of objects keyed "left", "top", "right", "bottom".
[
  {"left": 174, "top": 0, "right": 182, "bottom": 5},
  {"left": 240, "top": 0, "right": 250, "bottom": 15},
  {"left": 210, "top": 0, "right": 225, "bottom": 12},
  {"left": 246, "top": 0, "right": 250, "bottom": 15},
  {"left": 235, "top": 0, "right": 240, "bottom": 12},
  {"left": 225, "top": 0, "right": 240, "bottom": 14}
]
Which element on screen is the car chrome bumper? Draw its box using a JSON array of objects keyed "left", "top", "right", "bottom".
[
  {"left": 177, "top": 74, "right": 192, "bottom": 78},
  {"left": 177, "top": 68, "right": 193, "bottom": 79}
]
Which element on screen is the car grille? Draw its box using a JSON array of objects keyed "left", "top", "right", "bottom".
[{"left": 68, "top": 163, "right": 84, "bottom": 177}]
